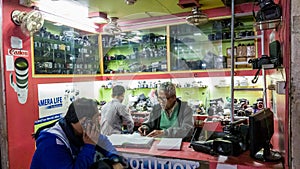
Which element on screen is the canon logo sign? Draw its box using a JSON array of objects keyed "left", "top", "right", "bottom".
[{"left": 8, "top": 49, "right": 29, "bottom": 56}]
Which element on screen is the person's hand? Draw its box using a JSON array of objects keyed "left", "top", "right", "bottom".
[
  {"left": 146, "top": 130, "right": 164, "bottom": 137},
  {"left": 112, "top": 163, "right": 125, "bottom": 169},
  {"left": 83, "top": 122, "right": 100, "bottom": 145},
  {"left": 138, "top": 125, "right": 148, "bottom": 136}
]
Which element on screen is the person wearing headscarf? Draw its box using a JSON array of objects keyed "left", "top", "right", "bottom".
[{"left": 30, "top": 98, "right": 126, "bottom": 169}]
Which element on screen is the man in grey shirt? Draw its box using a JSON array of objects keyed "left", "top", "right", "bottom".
[{"left": 100, "top": 85, "right": 134, "bottom": 135}]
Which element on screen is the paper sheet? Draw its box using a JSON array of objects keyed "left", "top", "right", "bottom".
[
  {"left": 108, "top": 133, "right": 154, "bottom": 148},
  {"left": 156, "top": 138, "right": 182, "bottom": 150}
]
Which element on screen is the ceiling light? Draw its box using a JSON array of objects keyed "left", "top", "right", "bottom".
[
  {"left": 33, "top": 0, "right": 99, "bottom": 33},
  {"left": 186, "top": 7, "right": 208, "bottom": 26},
  {"left": 103, "top": 17, "right": 122, "bottom": 35},
  {"left": 35, "top": 0, "right": 89, "bottom": 18},
  {"left": 41, "top": 11, "right": 99, "bottom": 33},
  {"left": 124, "top": 0, "right": 137, "bottom": 5}
]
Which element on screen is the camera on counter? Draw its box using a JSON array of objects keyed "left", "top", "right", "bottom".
[
  {"left": 212, "top": 120, "right": 249, "bottom": 156},
  {"left": 234, "top": 98, "right": 253, "bottom": 117},
  {"left": 191, "top": 117, "right": 249, "bottom": 156},
  {"left": 223, "top": 98, "right": 253, "bottom": 117},
  {"left": 207, "top": 98, "right": 224, "bottom": 116},
  {"left": 255, "top": 0, "right": 282, "bottom": 22}
]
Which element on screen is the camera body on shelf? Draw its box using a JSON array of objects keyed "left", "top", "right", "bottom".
[
  {"left": 248, "top": 54, "right": 280, "bottom": 69},
  {"left": 256, "top": 0, "right": 282, "bottom": 22}
]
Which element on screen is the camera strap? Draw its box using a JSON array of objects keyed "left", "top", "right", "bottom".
[{"left": 252, "top": 68, "right": 261, "bottom": 83}]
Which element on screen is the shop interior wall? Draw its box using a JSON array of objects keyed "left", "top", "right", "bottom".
[
  {"left": 99, "top": 76, "right": 264, "bottom": 107},
  {"left": 2, "top": 1, "right": 289, "bottom": 169}
]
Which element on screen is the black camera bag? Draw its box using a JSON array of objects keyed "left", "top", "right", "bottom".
[{"left": 256, "top": 1, "right": 281, "bottom": 22}]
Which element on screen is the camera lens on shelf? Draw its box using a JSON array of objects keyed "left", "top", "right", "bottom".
[
  {"left": 238, "top": 31, "right": 246, "bottom": 38},
  {"left": 223, "top": 32, "right": 229, "bottom": 39}
]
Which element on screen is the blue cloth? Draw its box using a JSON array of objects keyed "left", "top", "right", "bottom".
[
  {"left": 30, "top": 120, "right": 119, "bottom": 169},
  {"left": 97, "top": 134, "right": 120, "bottom": 160}
]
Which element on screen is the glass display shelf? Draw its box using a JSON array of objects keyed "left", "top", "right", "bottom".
[
  {"left": 101, "top": 26, "right": 167, "bottom": 74},
  {"left": 169, "top": 15, "right": 258, "bottom": 71},
  {"left": 33, "top": 20, "right": 100, "bottom": 75}
]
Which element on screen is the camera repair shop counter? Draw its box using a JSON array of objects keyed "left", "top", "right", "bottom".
[{"left": 116, "top": 141, "right": 283, "bottom": 169}]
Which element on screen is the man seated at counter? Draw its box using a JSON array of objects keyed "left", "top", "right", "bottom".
[
  {"left": 138, "top": 82, "right": 194, "bottom": 141},
  {"left": 101, "top": 85, "right": 134, "bottom": 136}
]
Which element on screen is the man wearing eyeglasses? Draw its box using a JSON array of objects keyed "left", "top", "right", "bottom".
[{"left": 138, "top": 82, "right": 194, "bottom": 141}]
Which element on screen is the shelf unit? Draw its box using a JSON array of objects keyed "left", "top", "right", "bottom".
[
  {"left": 169, "top": 16, "right": 258, "bottom": 72},
  {"left": 101, "top": 26, "right": 167, "bottom": 74},
  {"left": 253, "top": 18, "right": 282, "bottom": 108},
  {"left": 99, "top": 15, "right": 258, "bottom": 75},
  {"left": 31, "top": 14, "right": 261, "bottom": 79},
  {"left": 32, "top": 20, "right": 100, "bottom": 75},
  {"left": 228, "top": 5, "right": 282, "bottom": 122}
]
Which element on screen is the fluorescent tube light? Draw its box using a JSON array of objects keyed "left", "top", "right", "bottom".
[{"left": 34, "top": 0, "right": 99, "bottom": 33}]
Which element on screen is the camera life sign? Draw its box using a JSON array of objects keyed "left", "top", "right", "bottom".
[
  {"left": 37, "top": 83, "right": 80, "bottom": 119},
  {"left": 37, "top": 81, "right": 101, "bottom": 119}
]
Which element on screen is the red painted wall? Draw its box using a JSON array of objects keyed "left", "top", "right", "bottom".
[
  {"left": 260, "top": 0, "right": 290, "bottom": 167},
  {"left": 262, "top": 0, "right": 290, "bottom": 167},
  {"left": 1, "top": 1, "right": 289, "bottom": 169},
  {"left": 2, "top": 1, "right": 83, "bottom": 168},
  {"left": 3, "top": 1, "right": 37, "bottom": 168}
]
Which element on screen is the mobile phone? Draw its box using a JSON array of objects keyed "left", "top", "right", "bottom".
[{"left": 82, "top": 119, "right": 93, "bottom": 130}]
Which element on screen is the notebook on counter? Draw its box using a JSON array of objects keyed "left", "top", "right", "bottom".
[
  {"left": 156, "top": 138, "right": 183, "bottom": 150},
  {"left": 107, "top": 133, "right": 154, "bottom": 149}
]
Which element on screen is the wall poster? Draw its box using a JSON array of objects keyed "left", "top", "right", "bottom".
[{"left": 35, "top": 81, "right": 101, "bottom": 128}]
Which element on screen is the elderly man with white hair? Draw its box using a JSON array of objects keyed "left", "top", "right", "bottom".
[{"left": 138, "top": 82, "right": 194, "bottom": 141}]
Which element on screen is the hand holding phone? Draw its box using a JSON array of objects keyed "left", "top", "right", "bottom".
[
  {"left": 82, "top": 119, "right": 100, "bottom": 145},
  {"left": 82, "top": 119, "right": 93, "bottom": 131}
]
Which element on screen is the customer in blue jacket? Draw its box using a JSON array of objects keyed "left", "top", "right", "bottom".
[{"left": 30, "top": 98, "right": 125, "bottom": 169}]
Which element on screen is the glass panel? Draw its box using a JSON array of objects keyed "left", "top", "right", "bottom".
[
  {"left": 33, "top": 20, "right": 100, "bottom": 75},
  {"left": 170, "top": 15, "right": 256, "bottom": 71},
  {"left": 170, "top": 22, "right": 224, "bottom": 71},
  {"left": 102, "top": 27, "right": 167, "bottom": 74}
]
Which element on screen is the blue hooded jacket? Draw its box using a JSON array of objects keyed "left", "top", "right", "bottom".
[{"left": 30, "top": 119, "right": 119, "bottom": 169}]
